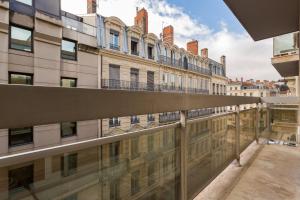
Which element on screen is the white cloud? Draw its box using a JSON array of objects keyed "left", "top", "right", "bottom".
[{"left": 61, "top": 0, "right": 281, "bottom": 81}]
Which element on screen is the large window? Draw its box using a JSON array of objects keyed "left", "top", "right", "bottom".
[
  {"left": 61, "top": 153, "right": 78, "bottom": 177},
  {"left": 131, "top": 38, "right": 139, "bottom": 55},
  {"left": 9, "top": 165, "right": 33, "bottom": 192},
  {"left": 109, "top": 117, "right": 121, "bottom": 128},
  {"left": 131, "top": 137, "right": 139, "bottom": 159},
  {"left": 16, "top": 0, "right": 32, "bottom": 6},
  {"left": 131, "top": 170, "right": 140, "bottom": 195},
  {"left": 9, "top": 127, "right": 33, "bottom": 147},
  {"left": 10, "top": 26, "right": 32, "bottom": 52},
  {"left": 110, "top": 30, "right": 119, "bottom": 50},
  {"left": 61, "top": 39, "right": 77, "bottom": 60},
  {"left": 61, "top": 77, "right": 77, "bottom": 88},
  {"left": 9, "top": 72, "right": 33, "bottom": 85},
  {"left": 61, "top": 122, "right": 77, "bottom": 138}
]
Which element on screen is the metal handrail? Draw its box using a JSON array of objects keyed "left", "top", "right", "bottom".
[{"left": 0, "top": 84, "right": 261, "bottom": 129}]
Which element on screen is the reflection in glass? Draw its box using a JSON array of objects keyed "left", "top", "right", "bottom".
[
  {"left": 61, "top": 122, "right": 77, "bottom": 138},
  {"left": 9, "top": 127, "right": 33, "bottom": 147},
  {"left": 10, "top": 26, "right": 32, "bottom": 52},
  {"left": 1, "top": 127, "right": 180, "bottom": 200},
  {"left": 61, "top": 77, "right": 77, "bottom": 88},
  {"left": 9, "top": 73, "right": 33, "bottom": 85},
  {"left": 61, "top": 39, "right": 77, "bottom": 60},
  {"left": 16, "top": 0, "right": 32, "bottom": 6}
]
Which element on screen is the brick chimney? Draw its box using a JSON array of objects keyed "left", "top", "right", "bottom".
[
  {"left": 187, "top": 40, "right": 198, "bottom": 56},
  {"left": 87, "top": 0, "right": 97, "bottom": 14},
  {"left": 201, "top": 48, "right": 208, "bottom": 58},
  {"left": 163, "top": 25, "right": 174, "bottom": 45},
  {"left": 134, "top": 8, "right": 148, "bottom": 35}
]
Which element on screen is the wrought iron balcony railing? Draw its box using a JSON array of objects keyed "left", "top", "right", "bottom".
[{"left": 101, "top": 79, "right": 209, "bottom": 95}]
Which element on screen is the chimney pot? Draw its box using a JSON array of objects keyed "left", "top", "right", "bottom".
[
  {"left": 201, "top": 48, "right": 208, "bottom": 58},
  {"left": 163, "top": 25, "right": 174, "bottom": 45},
  {"left": 187, "top": 40, "right": 198, "bottom": 56},
  {"left": 134, "top": 8, "right": 148, "bottom": 35},
  {"left": 87, "top": 0, "right": 97, "bottom": 14}
]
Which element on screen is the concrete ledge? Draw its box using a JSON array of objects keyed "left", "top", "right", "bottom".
[{"left": 195, "top": 141, "right": 264, "bottom": 200}]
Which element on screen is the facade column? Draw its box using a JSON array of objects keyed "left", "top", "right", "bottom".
[
  {"left": 235, "top": 105, "right": 241, "bottom": 167},
  {"left": 180, "top": 110, "right": 188, "bottom": 200}
]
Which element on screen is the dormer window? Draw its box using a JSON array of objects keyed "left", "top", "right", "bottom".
[
  {"left": 110, "top": 30, "right": 120, "bottom": 50},
  {"left": 148, "top": 45, "right": 154, "bottom": 59},
  {"left": 131, "top": 38, "right": 139, "bottom": 56}
]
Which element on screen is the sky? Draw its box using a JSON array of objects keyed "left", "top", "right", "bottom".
[{"left": 61, "top": 0, "right": 282, "bottom": 81}]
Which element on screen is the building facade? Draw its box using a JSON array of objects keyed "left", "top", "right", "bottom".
[
  {"left": 0, "top": 1, "right": 229, "bottom": 199},
  {"left": 227, "top": 78, "right": 278, "bottom": 111}
]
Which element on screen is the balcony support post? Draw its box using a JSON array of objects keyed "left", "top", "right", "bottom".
[
  {"left": 235, "top": 105, "right": 241, "bottom": 167},
  {"left": 180, "top": 110, "right": 188, "bottom": 200},
  {"left": 266, "top": 106, "right": 271, "bottom": 132},
  {"left": 256, "top": 103, "right": 260, "bottom": 144}
]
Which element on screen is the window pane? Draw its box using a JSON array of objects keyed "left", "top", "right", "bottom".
[
  {"left": 16, "top": 0, "right": 32, "bottom": 6},
  {"left": 9, "top": 73, "right": 33, "bottom": 85},
  {"left": 61, "top": 78, "right": 77, "bottom": 88},
  {"left": 9, "top": 127, "right": 33, "bottom": 147},
  {"left": 62, "top": 39, "right": 76, "bottom": 60},
  {"left": 61, "top": 122, "right": 77, "bottom": 138},
  {"left": 11, "top": 26, "right": 32, "bottom": 52},
  {"left": 9, "top": 165, "right": 33, "bottom": 192}
]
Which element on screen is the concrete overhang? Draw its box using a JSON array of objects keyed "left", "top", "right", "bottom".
[
  {"left": 271, "top": 54, "right": 299, "bottom": 77},
  {"left": 224, "top": 0, "right": 299, "bottom": 41}
]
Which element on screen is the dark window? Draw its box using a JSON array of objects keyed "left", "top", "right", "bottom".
[
  {"left": 61, "top": 77, "right": 77, "bottom": 88},
  {"left": 110, "top": 30, "right": 119, "bottom": 50},
  {"left": 131, "top": 137, "right": 139, "bottom": 159},
  {"left": 131, "top": 170, "right": 140, "bottom": 195},
  {"left": 109, "top": 141, "right": 120, "bottom": 165},
  {"left": 9, "top": 72, "right": 33, "bottom": 85},
  {"left": 148, "top": 45, "right": 154, "bottom": 59},
  {"left": 110, "top": 181, "right": 120, "bottom": 200},
  {"left": 131, "top": 38, "right": 139, "bottom": 55},
  {"left": 131, "top": 115, "right": 140, "bottom": 124},
  {"left": 130, "top": 68, "right": 139, "bottom": 89},
  {"left": 10, "top": 25, "right": 32, "bottom": 52},
  {"left": 9, "top": 127, "right": 33, "bottom": 147},
  {"left": 61, "top": 153, "right": 78, "bottom": 177},
  {"left": 16, "top": 0, "right": 32, "bottom": 6},
  {"left": 148, "top": 163, "right": 155, "bottom": 186},
  {"left": 147, "top": 114, "right": 155, "bottom": 122},
  {"left": 9, "top": 165, "right": 34, "bottom": 192},
  {"left": 62, "top": 39, "right": 77, "bottom": 60},
  {"left": 61, "top": 122, "right": 77, "bottom": 138},
  {"left": 183, "top": 56, "right": 188, "bottom": 69},
  {"left": 109, "top": 117, "right": 120, "bottom": 128},
  {"left": 63, "top": 194, "right": 78, "bottom": 200},
  {"left": 148, "top": 135, "right": 154, "bottom": 152}
]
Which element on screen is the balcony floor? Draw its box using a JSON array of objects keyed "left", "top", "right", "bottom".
[{"left": 195, "top": 142, "right": 300, "bottom": 200}]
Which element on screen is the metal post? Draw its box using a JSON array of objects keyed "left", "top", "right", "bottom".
[
  {"left": 180, "top": 110, "right": 187, "bottom": 200},
  {"left": 256, "top": 103, "right": 260, "bottom": 144},
  {"left": 235, "top": 105, "right": 241, "bottom": 167},
  {"left": 266, "top": 106, "right": 271, "bottom": 132}
]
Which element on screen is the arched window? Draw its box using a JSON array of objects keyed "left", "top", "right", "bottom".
[
  {"left": 171, "top": 50, "right": 175, "bottom": 65},
  {"left": 183, "top": 56, "right": 188, "bottom": 69}
]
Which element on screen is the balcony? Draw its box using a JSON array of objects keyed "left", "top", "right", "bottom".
[
  {"left": 62, "top": 14, "right": 97, "bottom": 37},
  {"left": 110, "top": 43, "right": 120, "bottom": 51},
  {"left": 102, "top": 79, "right": 209, "bottom": 95},
  {"left": 188, "top": 63, "right": 212, "bottom": 76},
  {"left": 272, "top": 32, "right": 299, "bottom": 77},
  {"left": 0, "top": 85, "right": 298, "bottom": 200}
]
